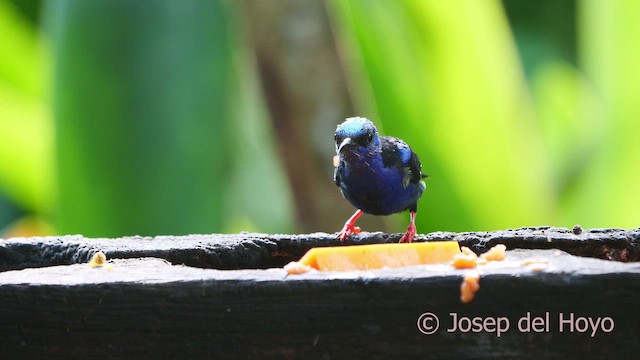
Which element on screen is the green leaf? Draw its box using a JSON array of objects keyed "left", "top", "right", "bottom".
[
  {"left": 47, "top": 0, "right": 236, "bottom": 236},
  {"left": 0, "top": 85, "right": 53, "bottom": 213},
  {"left": 329, "top": 0, "right": 554, "bottom": 231},
  {"left": 0, "top": 1, "right": 52, "bottom": 214},
  {"left": 0, "top": 0, "right": 42, "bottom": 96},
  {"left": 531, "top": 60, "right": 603, "bottom": 205},
  {"left": 565, "top": 0, "right": 640, "bottom": 227}
]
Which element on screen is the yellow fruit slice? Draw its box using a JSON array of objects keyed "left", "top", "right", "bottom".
[{"left": 298, "top": 241, "right": 461, "bottom": 271}]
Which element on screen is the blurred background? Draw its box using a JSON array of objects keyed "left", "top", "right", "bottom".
[{"left": 0, "top": 0, "right": 638, "bottom": 238}]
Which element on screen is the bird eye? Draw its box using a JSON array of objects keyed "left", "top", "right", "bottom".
[{"left": 367, "top": 132, "right": 373, "bottom": 143}]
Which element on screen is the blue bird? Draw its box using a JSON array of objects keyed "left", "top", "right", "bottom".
[{"left": 333, "top": 117, "right": 427, "bottom": 243}]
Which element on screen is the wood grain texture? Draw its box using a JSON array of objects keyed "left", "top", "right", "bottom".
[
  {"left": 1, "top": 229, "right": 639, "bottom": 358},
  {"left": 0, "top": 250, "right": 638, "bottom": 359},
  {"left": 1, "top": 227, "right": 639, "bottom": 272}
]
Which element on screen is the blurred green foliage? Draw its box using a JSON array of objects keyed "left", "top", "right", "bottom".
[
  {"left": 48, "top": 0, "right": 236, "bottom": 236},
  {"left": 329, "top": 0, "right": 640, "bottom": 231},
  {"left": 0, "top": 0, "right": 52, "bottom": 225},
  {"left": 0, "top": 0, "right": 637, "bottom": 237},
  {"left": 46, "top": 0, "right": 293, "bottom": 237},
  {"left": 330, "top": 0, "right": 553, "bottom": 231}
]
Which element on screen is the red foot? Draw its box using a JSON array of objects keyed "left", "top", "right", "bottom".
[
  {"left": 337, "top": 209, "right": 364, "bottom": 242},
  {"left": 399, "top": 223, "right": 416, "bottom": 243},
  {"left": 399, "top": 210, "right": 418, "bottom": 243},
  {"left": 337, "top": 223, "right": 361, "bottom": 242}
]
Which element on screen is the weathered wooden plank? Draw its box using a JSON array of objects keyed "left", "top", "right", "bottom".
[
  {"left": 0, "top": 250, "right": 638, "bottom": 359},
  {"left": 1, "top": 227, "right": 639, "bottom": 272}
]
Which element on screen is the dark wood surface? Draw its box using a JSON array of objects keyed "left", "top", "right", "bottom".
[
  {"left": 1, "top": 229, "right": 639, "bottom": 359},
  {"left": 1, "top": 227, "right": 639, "bottom": 272}
]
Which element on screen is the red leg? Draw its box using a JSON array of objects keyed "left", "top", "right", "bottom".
[
  {"left": 399, "top": 211, "right": 417, "bottom": 243},
  {"left": 337, "top": 209, "right": 364, "bottom": 242}
]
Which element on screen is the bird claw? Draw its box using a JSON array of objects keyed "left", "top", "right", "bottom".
[
  {"left": 337, "top": 224, "right": 361, "bottom": 242},
  {"left": 399, "top": 223, "right": 416, "bottom": 243}
]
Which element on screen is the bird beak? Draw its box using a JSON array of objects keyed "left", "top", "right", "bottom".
[{"left": 337, "top": 137, "right": 352, "bottom": 153}]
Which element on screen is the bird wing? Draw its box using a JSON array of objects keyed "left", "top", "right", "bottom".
[
  {"left": 407, "top": 149, "right": 427, "bottom": 183},
  {"left": 333, "top": 162, "right": 343, "bottom": 187},
  {"left": 380, "top": 136, "right": 425, "bottom": 188}
]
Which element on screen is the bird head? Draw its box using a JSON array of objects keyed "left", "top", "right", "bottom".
[{"left": 334, "top": 117, "right": 380, "bottom": 154}]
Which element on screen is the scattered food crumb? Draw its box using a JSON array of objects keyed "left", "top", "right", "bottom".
[
  {"left": 572, "top": 224, "right": 583, "bottom": 235},
  {"left": 452, "top": 247, "right": 478, "bottom": 269},
  {"left": 554, "top": 250, "right": 563, "bottom": 257},
  {"left": 521, "top": 259, "right": 549, "bottom": 272},
  {"left": 528, "top": 263, "right": 548, "bottom": 272},
  {"left": 452, "top": 244, "right": 507, "bottom": 269},
  {"left": 88, "top": 251, "right": 107, "bottom": 267},
  {"left": 521, "top": 259, "right": 549, "bottom": 266},
  {"left": 460, "top": 272, "right": 480, "bottom": 304},
  {"left": 546, "top": 237, "right": 552, "bottom": 243},
  {"left": 480, "top": 244, "right": 506, "bottom": 261},
  {"left": 284, "top": 261, "right": 313, "bottom": 275}
]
